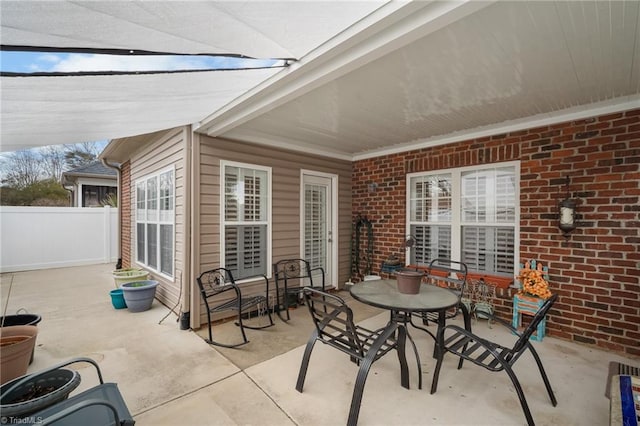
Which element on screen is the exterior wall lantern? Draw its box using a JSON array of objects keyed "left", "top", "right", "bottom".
[{"left": 558, "top": 176, "right": 577, "bottom": 238}]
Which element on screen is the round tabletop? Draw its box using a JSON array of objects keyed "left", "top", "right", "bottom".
[{"left": 350, "top": 279, "right": 459, "bottom": 312}]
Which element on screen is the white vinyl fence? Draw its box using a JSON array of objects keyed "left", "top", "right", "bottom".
[{"left": 0, "top": 206, "right": 118, "bottom": 273}]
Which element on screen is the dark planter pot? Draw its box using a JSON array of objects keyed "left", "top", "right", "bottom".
[
  {"left": 0, "top": 368, "right": 81, "bottom": 418},
  {"left": 0, "top": 315, "right": 42, "bottom": 365},
  {"left": 0, "top": 314, "right": 42, "bottom": 328},
  {"left": 396, "top": 270, "right": 425, "bottom": 294},
  {"left": 121, "top": 280, "right": 159, "bottom": 312}
]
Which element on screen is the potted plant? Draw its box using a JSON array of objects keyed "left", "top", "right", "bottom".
[
  {"left": 0, "top": 368, "right": 80, "bottom": 418},
  {"left": 109, "top": 289, "right": 127, "bottom": 310},
  {"left": 1, "top": 311, "right": 42, "bottom": 364},
  {"left": 395, "top": 269, "right": 425, "bottom": 294},
  {"left": 111, "top": 268, "right": 149, "bottom": 288},
  {"left": 0, "top": 326, "right": 38, "bottom": 385},
  {"left": 121, "top": 280, "right": 159, "bottom": 312},
  {"left": 517, "top": 267, "right": 552, "bottom": 300}
]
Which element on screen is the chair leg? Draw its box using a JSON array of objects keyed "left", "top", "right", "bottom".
[
  {"left": 206, "top": 312, "right": 214, "bottom": 344},
  {"left": 458, "top": 303, "right": 473, "bottom": 370},
  {"left": 202, "top": 306, "right": 252, "bottom": 348},
  {"left": 236, "top": 311, "right": 249, "bottom": 345},
  {"left": 283, "top": 289, "right": 292, "bottom": 321},
  {"left": 347, "top": 325, "right": 400, "bottom": 426},
  {"left": 275, "top": 286, "right": 284, "bottom": 321},
  {"left": 275, "top": 286, "right": 291, "bottom": 321},
  {"left": 527, "top": 345, "right": 557, "bottom": 406},
  {"left": 430, "top": 348, "right": 445, "bottom": 394},
  {"left": 295, "top": 330, "right": 319, "bottom": 392},
  {"left": 263, "top": 302, "right": 275, "bottom": 327},
  {"left": 503, "top": 363, "right": 535, "bottom": 426}
]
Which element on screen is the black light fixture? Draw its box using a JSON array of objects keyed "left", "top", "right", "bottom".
[{"left": 558, "top": 176, "right": 577, "bottom": 237}]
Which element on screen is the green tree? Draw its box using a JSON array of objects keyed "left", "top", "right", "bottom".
[
  {"left": 0, "top": 179, "right": 69, "bottom": 206},
  {"left": 0, "top": 141, "right": 106, "bottom": 206}
]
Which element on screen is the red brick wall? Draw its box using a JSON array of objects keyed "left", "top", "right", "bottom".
[
  {"left": 353, "top": 108, "right": 640, "bottom": 357},
  {"left": 120, "top": 161, "right": 131, "bottom": 268}
]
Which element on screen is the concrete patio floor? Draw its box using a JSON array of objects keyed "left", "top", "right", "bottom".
[{"left": 1, "top": 263, "right": 637, "bottom": 425}]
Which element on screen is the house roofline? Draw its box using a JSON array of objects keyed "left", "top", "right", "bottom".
[{"left": 100, "top": 127, "right": 179, "bottom": 163}]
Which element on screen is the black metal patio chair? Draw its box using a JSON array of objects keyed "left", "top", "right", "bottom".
[
  {"left": 196, "top": 268, "right": 273, "bottom": 348},
  {"left": 430, "top": 293, "right": 558, "bottom": 426},
  {"left": 273, "top": 258, "right": 326, "bottom": 321},
  {"left": 296, "top": 288, "right": 409, "bottom": 426},
  {"left": 411, "top": 258, "right": 468, "bottom": 325}
]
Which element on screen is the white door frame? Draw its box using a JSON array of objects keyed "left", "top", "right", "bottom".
[{"left": 300, "top": 170, "right": 338, "bottom": 289}]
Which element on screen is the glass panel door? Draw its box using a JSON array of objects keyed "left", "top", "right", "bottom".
[{"left": 302, "top": 173, "right": 334, "bottom": 286}]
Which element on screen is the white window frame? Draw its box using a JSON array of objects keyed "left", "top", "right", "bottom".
[
  {"left": 406, "top": 161, "right": 520, "bottom": 277},
  {"left": 135, "top": 166, "right": 175, "bottom": 280},
  {"left": 220, "top": 160, "right": 272, "bottom": 281}
]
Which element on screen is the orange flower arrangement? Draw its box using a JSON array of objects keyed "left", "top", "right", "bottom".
[{"left": 517, "top": 268, "right": 552, "bottom": 299}]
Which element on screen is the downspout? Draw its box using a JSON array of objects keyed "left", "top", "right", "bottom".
[
  {"left": 189, "top": 130, "right": 201, "bottom": 330},
  {"left": 101, "top": 158, "right": 122, "bottom": 269},
  {"left": 180, "top": 127, "right": 193, "bottom": 330}
]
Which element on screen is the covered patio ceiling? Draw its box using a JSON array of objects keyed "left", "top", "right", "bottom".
[
  {"left": 2, "top": 1, "right": 639, "bottom": 159},
  {"left": 197, "top": 0, "right": 640, "bottom": 160}
]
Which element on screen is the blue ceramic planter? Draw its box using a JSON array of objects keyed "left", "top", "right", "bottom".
[
  {"left": 109, "top": 289, "right": 127, "bottom": 309},
  {"left": 121, "top": 280, "right": 159, "bottom": 313}
]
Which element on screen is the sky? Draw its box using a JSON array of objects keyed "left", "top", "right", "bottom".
[{"left": 0, "top": 51, "right": 280, "bottom": 74}]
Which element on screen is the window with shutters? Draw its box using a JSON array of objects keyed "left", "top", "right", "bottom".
[
  {"left": 407, "top": 162, "right": 519, "bottom": 277},
  {"left": 221, "top": 161, "right": 271, "bottom": 280},
  {"left": 135, "top": 167, "right": 174, "bottom": 278}
]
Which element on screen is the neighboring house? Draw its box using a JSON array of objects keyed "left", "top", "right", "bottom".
[
  {"left": 62, "top": 161, "right": 117, "bottom": 207},
  {"left": 101, "top": 107, "right": 639, "bottom": 358}
]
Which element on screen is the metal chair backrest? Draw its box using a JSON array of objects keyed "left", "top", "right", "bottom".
[
  {"left": 196, "top": 268, "right": 237, "bottom": 305},
  {"left": 302, "top": 288, "right": 366, "bottom": 358},
  {"left": 426, "top": 258, "right": 468, "bottom": 295},
  {"left": 273, "top": 258, "right": 314, "bottom": 288},
  {"left": 509, "top": 294, "right": 557, "bottom": 360}
]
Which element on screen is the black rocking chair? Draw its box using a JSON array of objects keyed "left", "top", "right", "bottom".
[
  {"left": 273, "top": 258, "right": 326, "bottom": 321},
  {"left": 196, "top": 268, "right": 273, "bottom": 348},
  {"left": 296, "top": 288, "right": 409, "bottom": 426},
  {"left": 431, "top": 293, "right": 558, "bottom": 426}
]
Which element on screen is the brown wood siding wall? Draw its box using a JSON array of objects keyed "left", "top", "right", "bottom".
[
  {"left": 129, "top": 127, "right": 186, "bottom": 310},
  {"left": 197, "top": 136, "right": 352, "bottom": 324}
]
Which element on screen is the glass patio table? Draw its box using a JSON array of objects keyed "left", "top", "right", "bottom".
[{"left": 350, "top": 279, "right": 471, "bottom": 389}]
